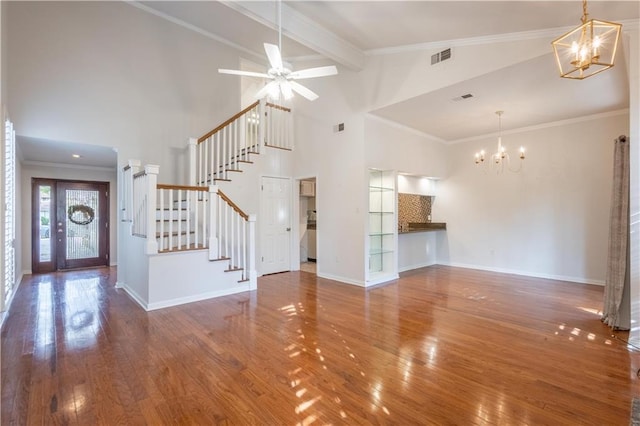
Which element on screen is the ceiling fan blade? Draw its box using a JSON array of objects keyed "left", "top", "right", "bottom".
[
  {"left": 255, "top": 81, "right": 279, "bottom": 100},
  {"left": 290, "top": 81, "right": 319, "bottom": 101},
  {"left": 264, "top": 43, "right": 283, "bottom": 71},
  {"left": 218, "top": 69, "right": 271, "bottom": 79},
  {"left": 289, "top": 65, "right": 338, "bottom": 80}
]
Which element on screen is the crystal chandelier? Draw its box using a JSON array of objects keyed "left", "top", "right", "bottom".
[
  {"left": 551, "top": 0, "right": 622, "bottom": 80},
  {"left": 474, "top": 111, "right": 525, "bottom": 173}
]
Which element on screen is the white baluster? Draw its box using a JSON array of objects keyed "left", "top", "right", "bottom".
[
  {"left": 242, "top": 217, "right": 247, "bottom": 280},
  {"left": 168, "top": 189, "right": 174, "bottom": 250},
  {"left": 186, "top": 190, "right": 191, "bottom": 248},
  {"left": 208, "top": 185, "right": 219, "bottom": 260},
  {"left": 188, "top": 137, "right": 197, "bottom": 186},
  {"left": 159, "top": 189, "right": 165, "bottom": 251},
  {"left": 194, "top": 191, "right": 199, "bottom": 248},
  {"left": 248, "top": 214, "right": 257, "bottom": 290}
]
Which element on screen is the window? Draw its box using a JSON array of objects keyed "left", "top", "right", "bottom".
[{"left": 2, "top": 115, "right": 15, "bottom": 312}]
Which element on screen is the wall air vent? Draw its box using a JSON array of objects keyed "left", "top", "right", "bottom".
[
  {"left": 451, "top": 93, "right": 474, "bottom": 102},
  {"left": 431, "top": 48, "right": 452, "bottom": 65}
]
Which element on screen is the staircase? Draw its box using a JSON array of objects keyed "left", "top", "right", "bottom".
[{"left": 118, "top": 100, "right": 293, "bottom": 310}]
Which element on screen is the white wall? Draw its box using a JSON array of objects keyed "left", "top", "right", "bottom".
[
  {"left": 20, "top": 163, "right": 118, "bottom": 273},
  {"left": 7, "top": 1, "right": 242, "bottom": 183},
  {"left": 437, "top": 112, "right": 629, "bottom": 284},
  {"left": 293, "top": 70, "right": 368, "bottom": 285}
]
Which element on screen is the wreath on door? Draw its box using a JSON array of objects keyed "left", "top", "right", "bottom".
[{"left": 68, "top": 204, "right": 95, "bottom": 226}]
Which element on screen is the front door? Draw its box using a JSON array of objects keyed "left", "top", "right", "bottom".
[
  {"left": 32, "top": 179, "right": 109, "bottom": 273},
  {"left": 260, "top": 176, "right": 291, "bottom": 274}
]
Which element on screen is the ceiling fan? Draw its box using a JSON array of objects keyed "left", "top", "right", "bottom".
[{"left": 218, "top": 1, "right": 337, "bottom": 101}]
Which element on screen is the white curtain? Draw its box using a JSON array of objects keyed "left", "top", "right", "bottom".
[{"left": 602, "top": 135, "right": 630, "bottom": 329}]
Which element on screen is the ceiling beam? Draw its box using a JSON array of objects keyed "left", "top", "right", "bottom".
[{"left": 220, "top": 1, "right": 365, "bottom": 71}]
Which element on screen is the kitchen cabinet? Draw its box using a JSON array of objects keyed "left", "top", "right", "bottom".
[{"left": 300, "top": 181, "right": 315, "bottom": 197}]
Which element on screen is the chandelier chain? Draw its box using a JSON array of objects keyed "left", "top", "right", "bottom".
[{"left": 581, "top": 0, "right": 589, "bottom": 24}]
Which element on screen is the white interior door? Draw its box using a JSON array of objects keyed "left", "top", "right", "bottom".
[{"left": 260, "top": 176, "right": 291, "bottom": 274}]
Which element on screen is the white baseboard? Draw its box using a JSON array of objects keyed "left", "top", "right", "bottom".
[
  {"left": 438, "top": 261, "right": 605, "bottom": 286},
  {"left": 316, "top": 272, "right": 365, "bottom": 287},
  {"left": 117, "top": 284, "right": 149, "bottom": 310},
  {"left": 146, "top": 285, "right": 251, "bottom": 311},
  {"left": 399, "top": 261, "right": 437, "bottom": 273}
]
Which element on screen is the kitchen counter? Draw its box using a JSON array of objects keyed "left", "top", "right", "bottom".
[{"left": 399, "top": 222, "right": 446, "bottom": 234}]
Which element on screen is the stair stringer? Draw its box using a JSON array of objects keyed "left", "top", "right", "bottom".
[{"left": 146, "top": 249, "right": 248, "bottom": 311}]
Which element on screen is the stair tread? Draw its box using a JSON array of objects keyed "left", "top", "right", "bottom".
[{"left": 158, "top": 244, "right": 207, "bottom": 254}]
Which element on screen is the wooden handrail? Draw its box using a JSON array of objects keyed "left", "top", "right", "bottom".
[
  {"left": 218, "top": 189, "right": 249, "bottom": 220},
  {"left": 198, "top": 101, "right": 260, "bottom": 143},
  {"left": 266, "top": 102, "right": 291, "bottom": 112},
  {"left": 157, "top": 184, "right": 209, "bottom": 192}
]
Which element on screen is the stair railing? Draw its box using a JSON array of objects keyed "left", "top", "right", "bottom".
[
  {"left": 188, "top": 100, "right": 293, "bottom": 187},
  {"left": 212, "top": 186, "right": 256, "bottom": 284},
  {"left": 125, "top": 161, "right": 256, "bottom": 286},
  {"left": 190, "top": 101, "right": 262, "bottom": 186},
  {"left": 264, "top": 102, "right": 293, "bottom": 150},
  {"left": 156, "top": 184, "right": 210, "bottom": 253}
]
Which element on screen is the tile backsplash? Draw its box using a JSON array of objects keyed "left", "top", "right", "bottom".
[{"left": 398, "top": 193, "right": 432, "bottom": 229}]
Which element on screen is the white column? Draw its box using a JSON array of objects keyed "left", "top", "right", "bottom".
[
  {"left": 248, "top": 213, "right": 257, "bottom": 290},
  {"left": 188, "top": 137, "right": 197, "bottom": 186},
  {"left": 144, "top": 164, "right": 160, "bottom": 255},
  {"left": 208, "top": 185, "right": 219, "bottom": 260}
]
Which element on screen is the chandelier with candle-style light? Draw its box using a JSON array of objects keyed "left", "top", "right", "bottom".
[
  {"left": 551, "top": 0, "right": 622, "bottom": 80},
  {"left": 474, "top": 111, "right": 525, "bottom": 173}
]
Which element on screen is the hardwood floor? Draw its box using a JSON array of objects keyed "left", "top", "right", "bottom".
[{"left": 2, "top": 265, "right": 639, "bottom": 425}]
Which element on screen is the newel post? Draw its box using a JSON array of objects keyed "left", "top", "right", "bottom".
[
  {"left": 188, "top": 137, "right": 197, "bottom": 186},
  {"left": 208, "top": 185, "right": 219, "bottom": 260},
  {"left": 145, "top": 164, "right": 160, "bottom": 255},
  {"left": 248, "top": 214, "right": 257, "bottom": 290}
]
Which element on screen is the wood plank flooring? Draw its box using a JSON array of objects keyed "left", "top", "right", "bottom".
[{"left": 2, "top": 265, "right": 639, "bottom": 424}]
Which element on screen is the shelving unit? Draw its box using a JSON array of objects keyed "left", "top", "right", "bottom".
[{"left": 367, "top": 169, "right": 398, "bottom": 284}]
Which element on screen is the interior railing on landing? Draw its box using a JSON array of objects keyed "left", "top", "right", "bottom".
[{"left": 192, "top": 100, "right": 293, "bottom": 186}]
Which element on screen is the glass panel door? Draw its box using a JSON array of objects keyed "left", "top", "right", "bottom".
[
  {"left": 32, "top": 179, "right": 109, "bottom": 273},
  {"left": 56, "top": 182, "right": 108, "bottom": 270}
]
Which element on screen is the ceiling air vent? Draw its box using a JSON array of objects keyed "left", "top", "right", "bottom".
[
  {"left": 431, "top": 48, "right": 452, "bottom": 65},
  {"left": 451, "top": 93, "right": 474, "bottom": 102}
]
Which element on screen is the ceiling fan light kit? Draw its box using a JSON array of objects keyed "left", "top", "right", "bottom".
[
  {"left": 218, "top": 1, "right": 338, "bottom": 101},
  {"left": 551, "top": 0, "right": 622, "bottom": 80}
]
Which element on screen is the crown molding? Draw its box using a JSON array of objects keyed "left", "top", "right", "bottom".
[
  {"left": 125, "top": 1, "right": 266, "bottom": 62},
  {"left": 21, "top": 160, "right": 117, "bottom": 172},
  {"left": 448, "top": 109, "right": 630, "bottom": 145},
  {"left": 365, "top": 19, "right": 640, "bottom": 57}
]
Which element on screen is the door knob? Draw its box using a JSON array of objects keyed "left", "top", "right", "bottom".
[{"left": 286, "top": 227, "right": 291, "bottom": 231}]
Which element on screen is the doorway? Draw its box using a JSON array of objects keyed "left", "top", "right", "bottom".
[
  {"left": 32, "top": 179, "right": 109, "bottom": 273},
  {"left": 260, "top": 176, "right": 291, "bottom": 275},
  {"left": 299, "top": 177, "right": 317, "bottom": 275}
]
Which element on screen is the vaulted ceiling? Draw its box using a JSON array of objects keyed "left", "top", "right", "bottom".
[
  {"left": 136, "top": 1, "right": 638, "bottom": 141},
  {"left": 17, "top": 1, "right": 640, "bottom": 166}
]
